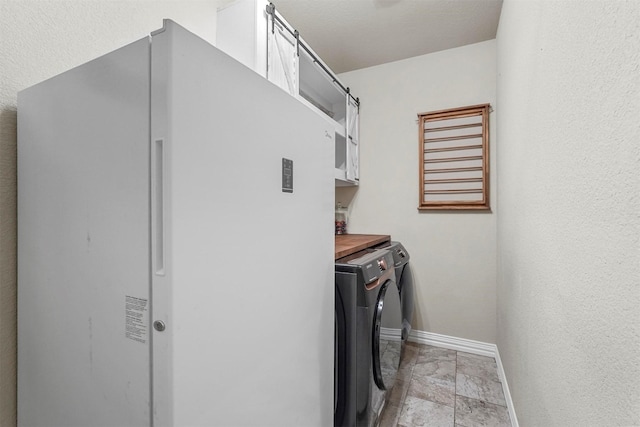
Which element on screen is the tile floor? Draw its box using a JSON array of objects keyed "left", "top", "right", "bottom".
[{"left": 378, "top": 342, "right": 511, "bottom": 427}]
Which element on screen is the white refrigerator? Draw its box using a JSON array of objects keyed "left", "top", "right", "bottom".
[{"left": 18, "top": 20, "right": 335, "bottom": 427}]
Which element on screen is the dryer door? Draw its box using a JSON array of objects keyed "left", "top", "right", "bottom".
[{"left": 372, "top": 280, "right": 402, "bottom": 390}]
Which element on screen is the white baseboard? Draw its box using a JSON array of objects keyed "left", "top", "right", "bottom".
[
  {"left": 494, "top": 346, "right": 519, "bottom": 427},
  {"left": 380, "top": 327, "right": 403, "bottom": 341},
  {"left": 407, "top": 329, "right": 495, "bottom": 357},
  {"left": 407, "top": 330, "right": 519, "bottom": 427}
]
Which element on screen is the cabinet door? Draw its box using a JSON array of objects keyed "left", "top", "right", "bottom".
[
  {"left": 346, "top": 97, "right": 359, "bottom": 182},
  {"left": 216, "top": 0, "right": 268, "bottom": 77},
  {"left": 267, "top": 14, "right": 299, "bottom": 96}
]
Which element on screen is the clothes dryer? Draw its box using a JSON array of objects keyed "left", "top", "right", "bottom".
[
  {"left": 334, "top": 249, "right": 402, "bottom": 427},
  {"left": 373, "top": 241, "right": 414, "bottom": 342}
]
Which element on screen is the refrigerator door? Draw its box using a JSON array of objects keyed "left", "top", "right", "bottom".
[
  {"left": 18, "top": 39, "right": 152, "bottom": 426},
  {"left": 150, "top": 21, "right": 335, "bottom": 427}
]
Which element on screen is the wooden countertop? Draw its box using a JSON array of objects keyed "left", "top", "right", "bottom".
[{"left": 335, "top": 234, "right": 391, "bottom": 260}]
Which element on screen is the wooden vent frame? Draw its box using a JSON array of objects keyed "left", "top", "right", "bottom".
[{"left": 418, "top": 104, "right": 490, "bottom": 211}]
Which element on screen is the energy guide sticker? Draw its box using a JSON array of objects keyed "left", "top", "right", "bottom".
[{"left": 125, "top": 295, "right": 148, "bottom": 344}]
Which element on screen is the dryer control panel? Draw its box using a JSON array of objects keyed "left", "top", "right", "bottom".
[{"left": 338, "top": 250, "right": 393, "bottom": 286}]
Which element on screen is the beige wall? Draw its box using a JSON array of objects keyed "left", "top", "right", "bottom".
[
  {"left": 0, "top": 2, "right": 218, "bottom": 425},
  {"left": 338, "top": 40, "right": 497, "bottom": 343},
  {"left": 496, "top": 0, "right": 640, "bottom": 425}
]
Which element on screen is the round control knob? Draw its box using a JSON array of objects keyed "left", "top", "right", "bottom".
[{"left": 377, "top": 259, "right": 387, "bottom": 271}]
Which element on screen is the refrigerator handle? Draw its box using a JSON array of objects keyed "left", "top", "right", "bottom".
[{"left": 152, "top": 139, "right": 165, "bottom": 275}]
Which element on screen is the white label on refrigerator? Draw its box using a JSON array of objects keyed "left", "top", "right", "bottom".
[{"left": 125, "top": 295, "right": 148, "bottom": 344}]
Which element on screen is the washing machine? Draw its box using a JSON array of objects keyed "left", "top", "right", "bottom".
[
  {"left": 334, "top": 249, "right": 402, "bottom": 427},
  {"left": 373, "top": 241, "right": 413, "bottom": 342}
]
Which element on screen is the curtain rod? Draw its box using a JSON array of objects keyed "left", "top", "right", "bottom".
[{"left": 266, "top": 3, "right": 359, "bottom": 107}]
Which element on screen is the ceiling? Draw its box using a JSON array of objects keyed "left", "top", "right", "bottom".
[{"left": 265, "top": 0, "right": 503, "bottom": 74}]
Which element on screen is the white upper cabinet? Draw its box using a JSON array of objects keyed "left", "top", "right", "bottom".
[
  {"left": 298, "top": 47, "right": 346, "bottom": 124},
  {"left": 217, "top": 0, "right": 359, "bottom": 186},
  {"left": 346, "top": 96, "right": 359, "bottom": 182},
  {"left": 267, "top": 11, "right": 299, "bottom": 96},
  {"left": 216, "top": 0, "right": 268, "bottom": 78}
]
